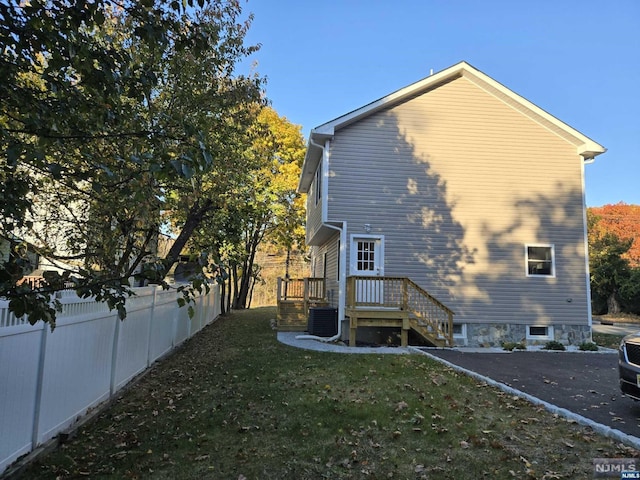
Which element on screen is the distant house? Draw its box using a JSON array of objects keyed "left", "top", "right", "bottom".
[
  {"left": 0, "top": 234, "right": 78, "bottom": 288},
  {"left": 295, "top": 61, "right": 605, "bottom": 347}
]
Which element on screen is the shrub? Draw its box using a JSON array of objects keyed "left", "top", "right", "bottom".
[
  {"left": 501, "top": 341, "right": 527, "bottom": 351},
  {"left": 578, "top": 341, "right": 599, "bottom": 352},
  {"left": 543, "top": 340, "right": 566, "bottom": 351}
]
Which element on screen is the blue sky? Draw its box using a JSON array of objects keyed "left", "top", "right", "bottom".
[{"left": 241, "top": 0, "right": 639, "bottom": 207}]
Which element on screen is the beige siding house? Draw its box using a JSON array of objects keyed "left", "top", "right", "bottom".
[{"left": 297, "top": 61, "right": 605, "bottom": 347}]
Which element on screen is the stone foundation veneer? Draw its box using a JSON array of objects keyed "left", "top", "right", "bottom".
[{"left": 460, "top": 323, "right": 593, "bottom": 348}]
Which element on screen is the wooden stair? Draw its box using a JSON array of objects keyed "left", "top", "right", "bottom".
[
  {"left": 346, "top": 276, "right": 454, "bottom": 347},
  {"left": 408, "top": 315, "right": 449, "bottom": 347}
]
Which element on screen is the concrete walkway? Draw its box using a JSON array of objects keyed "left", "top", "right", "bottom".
[{"left": 277, "top": 332, "right": 412, "bottom": 354}]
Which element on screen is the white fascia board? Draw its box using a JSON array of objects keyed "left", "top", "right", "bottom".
[{"left": 298, "top": 131, "right": 333, "bottom": 193}]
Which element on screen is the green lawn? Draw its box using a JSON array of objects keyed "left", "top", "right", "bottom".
[
  {"left": 593, "top": 331, "right": 625, "bottom": 350},
  {"left": 19, "top": 307, "right": 639, "bottom": 479}
]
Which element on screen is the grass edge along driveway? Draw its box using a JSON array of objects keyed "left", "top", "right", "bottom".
[{"left": 20, "top": 307, "right": 640, "bottom": 479}]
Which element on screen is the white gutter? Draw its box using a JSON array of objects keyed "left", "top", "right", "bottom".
[
  {"left": 296, "top": 138, "right": 348, "bottom": 343},
  {"left": 581, "top": 155, "right": 596, "bottom": 335}
]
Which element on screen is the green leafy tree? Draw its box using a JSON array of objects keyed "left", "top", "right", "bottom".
[
  {"left": 182, "top": 106, "right": 306, "bottom": 310},
  {"left": 231, "top": 107, "right": 306, "bottom": 309},
  {"left": 0, "top": 0, "right": 264, "bottom": 326}
]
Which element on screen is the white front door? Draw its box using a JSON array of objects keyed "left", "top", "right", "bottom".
[{"left": 350, "top": 235, "right": 384, "bottom": 304}]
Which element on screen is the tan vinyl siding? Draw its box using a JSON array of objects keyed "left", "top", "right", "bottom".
[
  {"left": 327, "top": 76, "right": 588, "bottom": 326},
  {"left": 312, "top": 234, "right": 340, "bottom": 308}
]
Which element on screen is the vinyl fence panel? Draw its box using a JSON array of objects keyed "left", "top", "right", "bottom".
[
  {"left": 111, "top": 291, "right": 154, "bottom": 392},
  {"left": 36, "top": 311, "right": 117, "bottom": 445},
  {"left": 0, "top": 323, "right": 43, "bottom": 473},
  {"left": 0, "top": 285, "right": 220, "bottom": 474}
]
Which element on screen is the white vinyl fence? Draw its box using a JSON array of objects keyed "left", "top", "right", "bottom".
[{"left": 0, "top": 285, "right": 220, "bottom": 474}]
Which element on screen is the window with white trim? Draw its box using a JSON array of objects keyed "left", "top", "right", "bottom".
[
  {"left": 526, "top": 244, "right": 555, "bottom": 277},
  {"left": 452, "top": 324, "right": 466, "bottom": 338},
  {"left": 526, "top": 325, "right": 554, "bottom": 341}
]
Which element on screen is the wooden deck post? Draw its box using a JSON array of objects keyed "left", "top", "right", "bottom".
[
  {"left": 402, "top": 278, "right": 409, "bottom": 311},
  {"left": 303, "top": 277, "right": 309, "bottom": 318}
]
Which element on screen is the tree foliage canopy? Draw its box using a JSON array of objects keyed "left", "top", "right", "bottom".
[
  {"left": 588, "top": 203, "right": 640, "bottom": 267},
  {"left": 588, "top": 208, "right": 640, "bottom": 315},
  {"left": 0, "top": 0, "right": 264, "bottom": 326},
  {"left": 182, "top": 106, "right": 306, "bottom": 310}
]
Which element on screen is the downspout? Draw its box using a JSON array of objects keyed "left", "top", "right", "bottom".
[
  {"left": 296, "top": 137, "right": 347, "bottom": 343},
  {"left": 581, "top": 155, "right": 595, "bottom": 335}
]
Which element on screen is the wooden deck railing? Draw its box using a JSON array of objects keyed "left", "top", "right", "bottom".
[
  {"left": 277, "top": 277, "right": 326, "bottom": 302},
  {"left": 275, "top": 276, "right": 453, "bottom": 345},
  {"left": 276, "top": 277, "right": 326, "bottom": 330},
  {"left": 346, "top": 276, "right": 454, "bottom": 346}
]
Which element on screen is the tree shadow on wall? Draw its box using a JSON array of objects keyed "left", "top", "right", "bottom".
[
  {"left": 329, "top": 111, "right": 476, "bottom": 303},
  {"left": 463, "top": 185, "right": 590, "bottom": 324}
]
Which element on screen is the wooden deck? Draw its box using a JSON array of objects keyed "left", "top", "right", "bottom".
[
  {"left": 276, "top": 278, "right": 327, "bottom": 331},
  {"left": 276, "top": 276, "right": 454, "bottom": 347}
]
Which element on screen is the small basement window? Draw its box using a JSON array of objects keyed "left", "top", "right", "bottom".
[
  {"left": 526, "top": 325, "right": 554, "bottom": 341},
  {"left": 526, "top": 244, "right": 555, "bottom": 277},
  {"left": 452, "top": 324, "right": 467, "bottom": 345},
  {"left": 452, "top": 324, "right": 465, "bottom": 337}
]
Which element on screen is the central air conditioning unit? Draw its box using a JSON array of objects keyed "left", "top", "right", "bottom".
[{"left": 307, "top": 307, "right": 338, "bottom": 336}]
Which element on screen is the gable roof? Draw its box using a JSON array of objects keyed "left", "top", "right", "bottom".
[{"left": 299, "top": 61, "right": 606, "bottom": 193}]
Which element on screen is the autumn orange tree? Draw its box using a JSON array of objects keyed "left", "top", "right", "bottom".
[
  {"left": 588, "top": 204, "right": 640, "bottom": 314},
  {"left": 588, "top": 203, "right": 640, "bottom": 266}
]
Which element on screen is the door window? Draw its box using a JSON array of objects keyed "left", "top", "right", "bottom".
[{"left": 356, "top": 241, "right": 376, "bottom": 271}]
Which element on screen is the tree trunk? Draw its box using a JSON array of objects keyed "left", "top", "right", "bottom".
[
  {"left": 220, "top": 280, "right": 226, "bottom": 315},
  {"left": 225, "top": 273, "right": 232, "bottom": 313},
  {"left": 231, "top": 262, "right": 240, "bottom": 309},
  {"left": 162, "top": 198, "right": 214, "bottom": 276},
  {"left": 285, "top": 247, "right": 291, "bottom": 278},
  {"left": 234, "top": 226, "right": 262, "bottom": 309},
  {"left": 607, "top": 291, "right": 621, "bottom": 314},
  {"left": 247, "top": 275, "right": 254, "bottom": 309}
]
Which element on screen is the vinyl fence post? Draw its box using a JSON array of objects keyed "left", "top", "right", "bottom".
[
  {"left": 31, "top": 324, "right": 48, "bottom": 449},
  {"left": 147, "top": 287, "right": 157, "bottom": 367},
  {"left": 109, "top": 314, "right": 121, "bottom": 396}
]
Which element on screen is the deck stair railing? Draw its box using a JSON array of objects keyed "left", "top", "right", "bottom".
[
  {"left": 403, "top": 278, "right": 454, "bottom": 347},
  {"left": 346, "top": 276, "right": 454, "bottom": 347}
]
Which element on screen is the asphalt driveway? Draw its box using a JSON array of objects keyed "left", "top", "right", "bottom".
[{"left": 424, "top": 349, "right": 640, "bottom": 440}]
